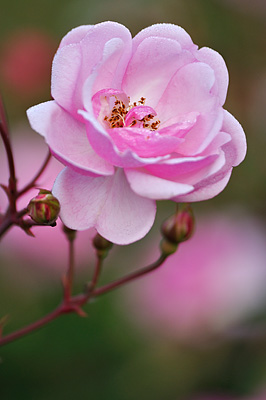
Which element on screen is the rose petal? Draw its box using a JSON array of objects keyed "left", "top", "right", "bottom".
[
  {"left": 177, "top": 107, "right": 224, "bottom": 155},
  {"left": 52, "top": 22, "right": 132, "bottom": 118},
  {"left": 173, "top": 114, "right": 245, "bottom": 202},
  {"left": 145, "top": 151, "right": 225, "bottom": 185},
  {"left": 27, "top": 101, "right": 114, "bottom": 176},
  {"left": 221, "top": 110, "right": 247, "bottom": 166},
  {"left": 157, "top": 114, "right": 197, "bottom": 139},
  {"left": 173, "top": 169, "right": 232, "bottom": 202},
  {"left": 80, "top": 109, "right": 169, "bottom": 168},
  {"left": 51, "top": 43, "right": 83, "bottom": 118},
  {"left": 124, "top": 106, "right": 157, "bottom": 125},
  {"left": 161, "top": 112, "right": 246, "bottom": 202},
  {"left": 200, "top": 131, "right": 232, "bottom": 156},
  {"left": 123, "top": 36, "right": 194, "bottom": 108},
  {"left": 132, "top": 23, "right": 196, "bottom": 52},
  {"left": 27, "top": 100, "right": 53, "bottom": 138},
  {"left": 107, "top": 127, "right": 183, "bottom": 157},
  {"left": 197, "top": 47, "right": 229, "bottom": 106},
  {"left": 91, "top": 37, "right": 132, "bottom": 96},
  {"left": 53, "top": 167, "right": 156, "bottom": 245},
  {"left": 146, "top": 151, "right": 218, "bottom": 173},
  {"left": 91, "top": 88, "right": 129, "bottom": 120},
  {"left": 156, "top": 62, "right": 217, "bottom": 121},
  {"left": 125, "top": 169, "right": 193, "bottom": 199},
  {"left": 59, "top": 25, "right": 93, "bottom": 48}
]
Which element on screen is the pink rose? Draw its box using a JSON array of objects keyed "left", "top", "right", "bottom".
[{"left": 27, "top": 22, "right": 246, "bottom": 244}]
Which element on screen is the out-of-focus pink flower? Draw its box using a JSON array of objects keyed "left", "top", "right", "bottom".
[
  {"left": 0, "top": 127, "right": 95, "bottom": 270},
  {"left": 122, "top": 215, "right": 266, "bottom": 341},
  {"left": 1, "top": 30, "right": 56, "bottom": 97},
  {"left": 252, "top": 390, "right": 266, "bottom": 400},
  {"left": 27, "top": 22, "right": 246, "bottom": 245}
]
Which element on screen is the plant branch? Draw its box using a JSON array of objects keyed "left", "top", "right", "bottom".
[
  {"left": 0, "top": 252, "right": 168, "bottom": 347},
  {"left": 0, "top": 94, "right": 8, "bottom": 136},
  {"left": 72, "top": 253, "right": 168, "bottom": 307},
  {"left": 0, "top": 120, "right": 17, "bottom": 213},
  {"left": 0, "top": 208, "right": 29, "bottom": 239},
  {"left": 91, "top": 253, "right": 167, "bottom": 297},
  {"left": 77, "top": 256, "right": 103, "bottom": 307},
  {"left": 0, "top": 303, "right": 78, "bottom": 347},
  {"left": 90, "top": 256, "right": 103, "bottom": 292}
]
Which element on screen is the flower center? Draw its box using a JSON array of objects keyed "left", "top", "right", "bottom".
[{"left": 104, "top": 96, "right": 160, "bottom": 131}]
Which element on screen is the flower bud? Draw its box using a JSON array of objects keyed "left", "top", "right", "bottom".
[
  {"left": 27, "top": 189, "right": 60, "bottom": 225},
  {"left": 161, "top": 204, "right": 195, "bottom": 245},
  {"left": 93, "top": 233, "right": 113, "bottom": 259}
]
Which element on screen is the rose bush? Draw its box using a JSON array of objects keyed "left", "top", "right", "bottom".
[{"left": 27, "top": 22, "right": 246, "bottom": 244}]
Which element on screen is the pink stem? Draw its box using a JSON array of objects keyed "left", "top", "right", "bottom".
[
  {"left": 0, "top": 208, "right": 29, "bottom": 239},
  {"left": 0, "top": 303, "right": 75, "bottom": 347},
  {"left": 0, "top": 120, "right": 17, "bottom": 213}
]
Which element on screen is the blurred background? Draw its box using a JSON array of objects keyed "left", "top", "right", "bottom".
[{"left": 1, "top": 0, "right": 266, "bottom": 399}]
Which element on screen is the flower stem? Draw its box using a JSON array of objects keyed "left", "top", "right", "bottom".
[
  {"left": 90, "top": 256, "right": 103, "bottom": 291},
  {"left": 0, "top": 303, "right": 76, "bottom": 347},
  {"left": 78, "top": 256, "right": 103, "bottom": 307},
  {"left": 0, "top": 96, "right": 52, "bottom": 240},
  {"left": 91, "top": 254, "right": 167, "bottom": 297},
  {"left": 72, "top": 253, "right": 168, "bottom": 306},
  {"left": 0, "top": 208, "right": 29, "bottom": 239},
  {"left": 0, "top": 120, "right": 17, "bottom": 213},
  {"left": 0, "top": 94, "right": 8, "bottom": 136}
]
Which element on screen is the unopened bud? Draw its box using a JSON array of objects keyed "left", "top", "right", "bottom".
[
  {"left": 161, "top": 204, "right": 195, "bottom": 245},
  {"left": 93, "top": 233, "right": 113, "bottom": 259},
  {"left": 27, "top": 189, "right": 60, "bottom": 225}
]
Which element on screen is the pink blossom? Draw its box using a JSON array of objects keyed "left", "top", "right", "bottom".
[
  {"left": 27, "top": 22, "right": 246, "bottom": 244},
  {"left": 121, "top": 215, "right": 266, "bottom": 341}
]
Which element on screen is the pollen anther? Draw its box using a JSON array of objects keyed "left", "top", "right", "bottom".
[{"left": 104, "top": 96, "right": 160, "bottom": 131}]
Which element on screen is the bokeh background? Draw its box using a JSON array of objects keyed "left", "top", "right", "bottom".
[{"left": 1, "top": 0, "right": 266, "bottom": 399}]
